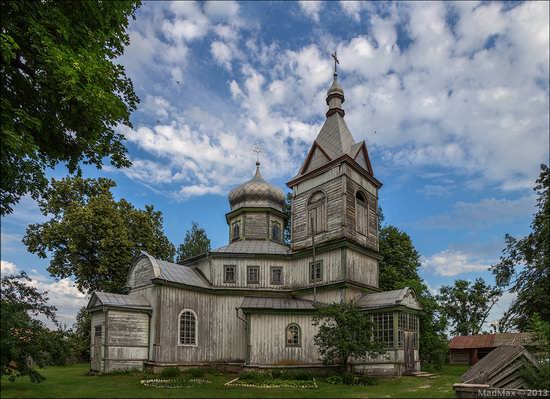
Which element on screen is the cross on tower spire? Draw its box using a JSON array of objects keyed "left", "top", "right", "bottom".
[{"left": 331, "top": 51, "right": 339, "bottom": 78}]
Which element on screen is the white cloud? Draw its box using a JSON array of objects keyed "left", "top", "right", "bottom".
[
  {"left": 142, "top": 95, "right": 172, "bottom": 119},
  {"left": 486, "top": 290, "right": 518, "bottom": 332},
  {"left": 204, "top": 1, "right": 240, "bottom": 20},
  {"left": 339, "top": 1, "right": 363, "bottom": 22},
  {"left": 211, "top": 41, "right": 233, "bottom": 70},
  {"left": 421, "top": 249, "right": 491, "bottom": 276},
  {"left": 1, "top": 259, "right": 18, "bottom": 275},
  {"left": 298, "top": 1, "right": 323, "bottom": 23},
  {"left": 423, "top": 195, "right": 536, "bottom": 229}
]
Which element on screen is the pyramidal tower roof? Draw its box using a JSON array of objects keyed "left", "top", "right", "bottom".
[{"left": 289, "top": 53, "right": 376, "bottom": 184}]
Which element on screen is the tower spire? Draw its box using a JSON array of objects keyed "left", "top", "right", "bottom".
[
  {"left": 252, "top": 144, "right": 262, "bottom": 176},
  {"left": 326, "top": 51, "right": 345, "bottom": 117}
]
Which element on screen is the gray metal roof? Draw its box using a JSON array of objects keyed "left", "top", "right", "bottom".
[
  {"left": 228, "top": 164, "right": 285, "bottom": 212},
  {"left": 315, "top": 112, "right": 356, "bottom": 160},
  {"left": 211, "top": 240, "right": 291, "bottom": 256},
  {"left": 90, "top": 292, "right": 151, "bottom": 309},
  {"left": 355, "top": 288, "right": 421, "bottom": 310},
  {"left": 241, "top": 296, "right": 315, "bottom": 310},
  {"left": 157, "top": 259, "right": 211, "bottom": 288}
]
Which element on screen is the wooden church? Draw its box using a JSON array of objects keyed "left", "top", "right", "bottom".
[{"left": 87, "top": 61, "right": 422, "bottom": 376}]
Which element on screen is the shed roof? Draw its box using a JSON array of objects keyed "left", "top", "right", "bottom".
[
  {"left": 355, "top": 287, "right": 422, "bottom": 310},
  {"left": 460, "top": 345, "right": 538, "bottom": 388},
  {"left": 240, "top": 296, "right": 315, "bottom": 311},
  {"left": 211, "top": 240, "right": 291, "bottom": 256},
  {"left": 449, "top": 332, "right": 534, "bottom": 350},
  {"left": 136, "top": 251, "right": 211, "bottom": 288},
  {"left": 88, "top": 292, "right": 151, "bottom": 310}
]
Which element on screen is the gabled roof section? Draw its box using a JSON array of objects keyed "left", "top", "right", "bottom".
[
  {"left": 211, "top": 240, "right": 291, "bottom": 256},
  {"left": 87, "top": 291, "right": 151, "bottom": 311},
  {"left": 355, "top": 287, "right": 422, "bottom": 310}
]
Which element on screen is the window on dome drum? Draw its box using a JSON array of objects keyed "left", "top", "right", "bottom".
[
  {"left": 285, "top": 323, "right": 301, "bottom": 347},
  {"left": 247, "top": 266, "right": 259, "bottom": 284},
  {"left": 179, "top": 310, "right": 197, "bottom": 346},
  {"left": 271, "top": 266, "right": 283, "bottom": 285},
  {"left": 232, "top": 221, "right": 240, "bottom": 241},
  {"left": 373, "top": 312, "right": 394, "bottom": 350},
  {"left": 355, "top": 191, "right": 368, "bottom": 236},
  {"left": 307, "top": 191, "right": 326, "bottom": 235},
  {"left": 94, "top": 325, "right": 102, "bottom": 337},
  {"left": 271, "top": 221, "right": 281, "bottom": 242},
  {"left": 309, "top": 261, "right": 323, "bottom": 283},
  {"left": 224, "top": 265, "right": 236, "bottom": 283}
]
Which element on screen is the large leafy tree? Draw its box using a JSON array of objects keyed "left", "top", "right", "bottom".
[
  {"left": 23, "top": 177, "right": 175, "bottom": 294},
  {"left": 283, "top": 192, "right": 292, "bottom": 245},
  {"left": 437, "top": 278, "right": 502, "bottom": 336},
  {"left": 1, "top": 272, "right": 59, "bottom": 382},
  {"left": 0, "top": 1, "right": 140, "bottom": 215},
  {"left": 176, "top": 222, "right": 211, "bottom": 263},
  {"left": 378, "top": 224, "right": 448, "bottom": 369},
  {"left": 313, "top": 303, "right": 383, "bottom": 371},
  {"left": 67, "top": 307, "right": 91, "bottom": 362},
  {"left": 491, "top": 164, "right": 550, "bottom": 330}
]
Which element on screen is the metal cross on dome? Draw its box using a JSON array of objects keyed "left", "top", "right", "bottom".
[
  {"left": 252, "top": 144, "right": 262, "bottom": 164},
  {"left": 331, "top": 51, "right": 339, "bottom": 76}
]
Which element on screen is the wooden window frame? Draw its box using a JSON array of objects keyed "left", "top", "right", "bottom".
[
  {"left": 231, "top": 221, "right": 241, "bottom": 241},
  {"left": 307, "top": 191, "right": 327, "bottom": 236},
  {"left": 271, "top": 221, "right": 281, "bottom": 242},
  {"left": 223, "top": 265, "right": 236, "bottom": 283},
  {"left": 285, "top": 323, "right": 302, "bottom": 347},
  {"left": 372, "top": 312, "right": 394, "bottom": 350},
  {"left": 247, "top": 265, "right": 260, "bottom": 284},
  {"left": 178, "top": 309, "right": 198, "bottom": 347},
  {"left": 270, "top": 266, "right": 283, "bottom": 285},
  {"left": 309, "top": 260, "right": 323, "bottom": 283},
  {"left": 355, "top": 190, "right": 369, "bottom": 236},
  {"left": 94, "top": 325, "right": 102, "bottom": 337}
]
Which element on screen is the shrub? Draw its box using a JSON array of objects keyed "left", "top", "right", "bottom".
[
  {"left": 327, "top": 373, "right": 377, "bottom": 386},
  {"left": 326, "top": 375, "right": 344, "bottom": 385},
  {"left": 288, "top": 370, "right": 313, "bottom": 381},
  {"left": 160, "top": 367, "right": 181, "bottom": 378},
  {"left": 271, "top": 369, "right": 283, "bottom": 379},
  {"left": 239, "top": 371, "right": 268, "bottom": 383},
  {"left": 187, "top": 368, "right": 205, "bottom": 378}
]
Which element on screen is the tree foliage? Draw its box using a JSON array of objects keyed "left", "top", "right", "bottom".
[
  {"left": 23, "top": 177, "right": 175, "bottom": 294},
  {"left": 522, "top": 314, "right": 550, "bottom": 389},
  {"left": 378, "top": 224, "right": 448, "bottom": 369},
  {"left": 491, "top": 164, "right": 550, "bottom": 330},
  {"left": 313, "top": 303, "right": 383, "bottom": 370},
  {"left": 0, "top": 272, "right": 60, "bottom": 382},
  {"left": 67, "top": 307, "right": 91, "bottom": 362},
  {"left": 176, "top": 222, "right": 211, "bottom": 263},
  {"left": 437, "top": 278, "right": 501, "bottom": 336},
  {"left": 0, "top": 0, "right": 141, "bottom": 215},
  {"left": 283, "top": 192, "right": 292, "bottom": 245}
]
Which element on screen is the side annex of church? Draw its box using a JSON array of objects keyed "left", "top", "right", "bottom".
[{"left": 86, "top": 64, "right": 422, "bottom": 376}]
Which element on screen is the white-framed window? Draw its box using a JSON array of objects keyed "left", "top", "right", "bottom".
[
  {"left": 285, "top": 323, "right": 301, "bottom": 347},
  {"left": 307, "top": 191, "right": 326, "bottom": 235},
  {"left": 94, "top": 325, "right": 102, "bottom": 337},
  {"left": 355, "top": 191, "right": 368, "bottom": 236},
  {"left": 373, "top": 312, "right": 394, "bottom": 350},
  {"left": 309, "top": 260, "right": 323, "bottom": 283},
  {"left": 271, "top": 266, "right": 283, "bottom": 285},
  {"left": 178, "top": 309, "right": 198, "bottom": 346},
  {"left": 247, "top": 265, "right": 259, "bottom": 284},
  {"left": 224, "top": 265, "right": 236, "bottom": 283}
]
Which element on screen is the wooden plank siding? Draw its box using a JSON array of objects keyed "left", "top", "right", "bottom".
[
  {"left": 105, "top": 309, "right": 149, "bottom": 372},
  {"left": 248, "top": 314, "right": 320, "bottom": 365}
]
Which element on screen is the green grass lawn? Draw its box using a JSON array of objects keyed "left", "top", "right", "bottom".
[{"left": 1, "top": 364, "right": 468, "bottom": 398}]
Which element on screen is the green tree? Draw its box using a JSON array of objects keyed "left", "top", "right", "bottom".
[
  {"left": 313, "top": 303, "right": 383, "bottom": 371},
  {"left": 67, "top": 307, "right": 91, "bottom": 362},
  {"left": 378, "top": 224, "right": 448, "bottom": 369},
  {"left": 176, "top": 222, "right": 211, "bottom": 263},
  {"left": 522, "top": 314, "right": 550, "bottom": 389},
  {"left": 491, "top": 164, "right": 550, "bottom": 330},
  {"left": 283, "top": 192, "right": 292, "bottom": 245},
  {"left": 437, "top": 278, "right": 502, "bottom": 336},
  {"left": 0, "top": 272, "right": 58, "bottom": 382},
  {"left": 23, "top": 177, "right": 175, "bottom": 294},
  {"left": 0, "top": 1, "right": 140, "bottom": 216}
]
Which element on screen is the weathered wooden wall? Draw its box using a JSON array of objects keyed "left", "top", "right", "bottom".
[
  {"left": 153, "top": 286, "right": 247, "bottom": 364},
  {"left": 90, "top": 312, "right": 105, "bottom": 372},
  {"left": 127, "top": 256, "right": 155, "bottom": 289},
  {"left": 346, "top": 249, "right": 379, "bottom": 288},
  {"left": 248, "top": 314, "right": 320, "bottom": 365}
]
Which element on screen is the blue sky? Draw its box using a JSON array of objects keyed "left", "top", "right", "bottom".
[{"left": 1, "top": 1, "right": 549, "bottom": 329}]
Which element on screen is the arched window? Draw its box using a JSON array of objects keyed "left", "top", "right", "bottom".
[
  {"left": 232, "top": 221, "right": 240, "bottom": 241},
  {"left": 355, "top": 191, "right": 368, "bottom": 236},
  {"left": 285, "top": 323, "right": 301, "bottom": 347},
  {"left": 271, "top": 221, "right": 281, "bottom": 242},
  {"left": 178, "top": 309, "right": 197, "bottom": 346},
  {"left": 307, "top": 191, "right": 326, "bottom": 235}
]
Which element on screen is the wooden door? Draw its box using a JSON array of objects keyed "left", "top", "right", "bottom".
[
  {"left": 92, "top": 338, "right": 101, "bottom": 371},
  {"left": 404, "top": 331, "right": 415, "bottom": 373}
]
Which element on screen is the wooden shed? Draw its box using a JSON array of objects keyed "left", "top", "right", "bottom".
[
  {"left": 449, "top": 333, "right": 533, "bottom": 365},
  {"left": 87, "top": 292, "right": 152, "bottom": 373}
]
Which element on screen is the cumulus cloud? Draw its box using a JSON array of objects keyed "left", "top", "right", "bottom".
[
  {"left": 211, "top": 41, "right": 233, "bottom": 70},
  {"left": 298, "top": 1, "right": 324, "bottom": 23},
  {"left": 421, "top": 249, "right": 491, "bottom": 276},
  {"left": 1, "top": 259, "right": 18, "bottom": 275}
]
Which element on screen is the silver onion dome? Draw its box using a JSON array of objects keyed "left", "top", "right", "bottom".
[{"left": 228, "top": 162, "right": 285, "bottom": 212}]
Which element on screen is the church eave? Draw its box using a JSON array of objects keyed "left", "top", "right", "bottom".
[
  {"left": 225, "top": 207, "right": 287, "bottom": 224},
  {"left": 287, "top": 154, "right": 382, "bottom": 189}
]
